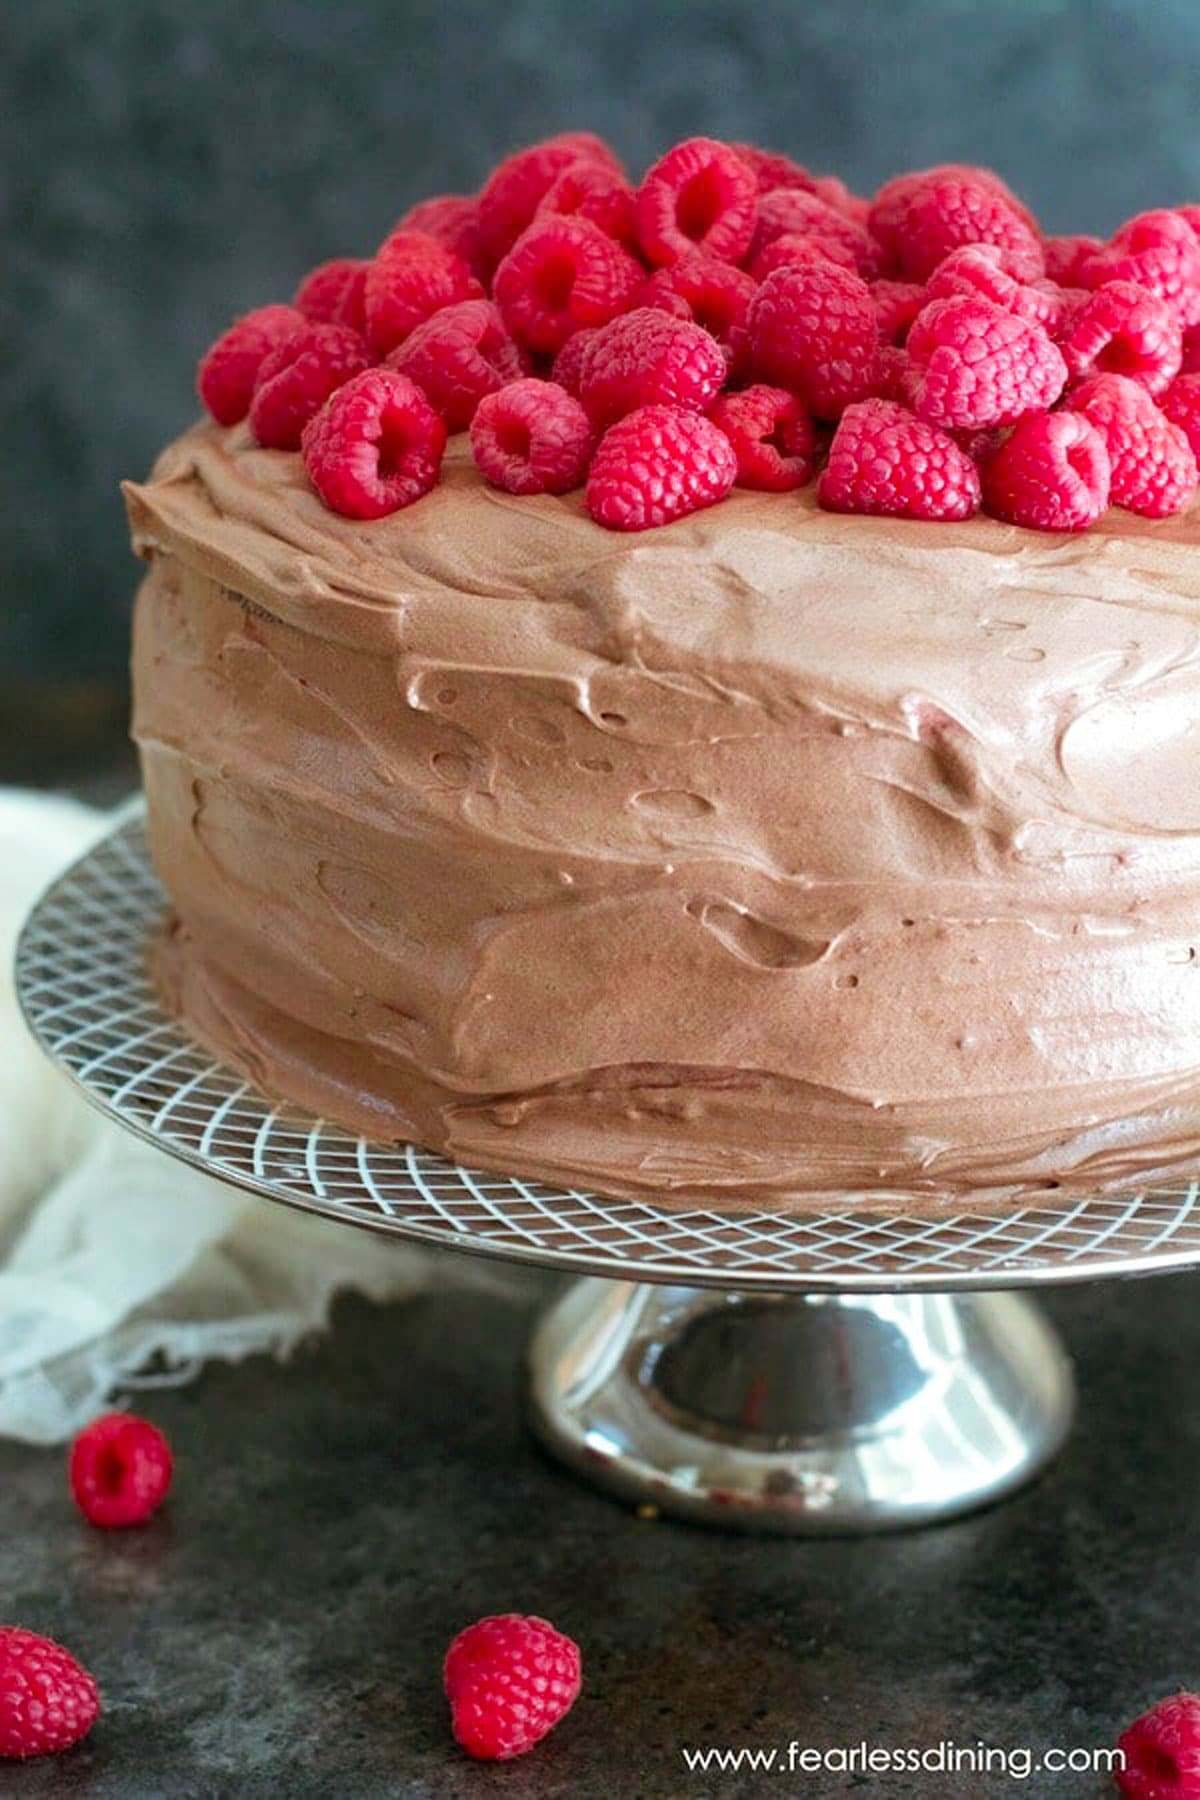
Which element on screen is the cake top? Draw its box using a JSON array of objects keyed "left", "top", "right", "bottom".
[{"left": 189, "top": 133, "right": 1200, "bottom": 540}]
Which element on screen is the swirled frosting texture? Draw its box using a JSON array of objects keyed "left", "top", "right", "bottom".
[{"left": 125, "top": 422, "right": 1200, "bottom": 1209}]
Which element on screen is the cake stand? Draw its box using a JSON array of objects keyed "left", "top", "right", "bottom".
[{"left": 16, "top": 806, "right": 1200, "bottom": 1534}]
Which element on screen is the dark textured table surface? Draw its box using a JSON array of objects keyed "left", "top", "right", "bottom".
[{"left": 0, "top": 1260, "right": 1193, "bottom": 1797}]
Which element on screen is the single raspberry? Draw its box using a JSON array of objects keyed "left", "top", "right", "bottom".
[
  {"left": 708, "top": 385, "right": 817, "bottom": 491},
  {"left": 579, "top": 307, "right": 726, "bottom": 427},
  {"left": 249, "top": 323, "right": 371, "bottom": 451},
  {"left": 981, "top": 409, "right": 1110, "bottom": 531},
  {"left": 869, "top": 168, "right": 1043, "bottom": 283},
  {"left": 1117, "top": 1692, "right": 1200, "bottom": 1798},
  {"left": 1183, "top": 325, "right": 1200, "bottom": 373},
  {"left": 363, "top": 229, "right": 483, "bottom": 356},
  {"left": 869, "top": 164, "right": 1036, "bottom": 257},
  {"left": 871, "top": 279, "right": 926, "bottom": 344},
  {"left": 1061, "top": 279, "right": 1182, "bottom": 396},
  {"left": 586, "top": 405, "right": 737, "bottom": 530},
  {"left": 550, "top": 328, "right": 600, "bottom": 397},
  {"left": 751, "top": 187, "right": 881, "bottom": 277},
  {"left": 68, "top": 1412, "right": 173, "bottom": 1528},
  {"left": 196, "top": 304, "right": 307, "bottom": 426},
  {"left": 301, "top": 368, "right": 446, "bottom": 518},
  {"left": 1073, "top": 372, "right": 1199, "bottom": 516},
  {"left": 478, "top": 133, "right": 621, "bottom": 265},
  {"left": 925, "top": 245, "right": 1061, "bottom": 329},
  {"left": 906, "top": 295, "right": 1066, "bottom": 429},
  {"left": 395, "top": 194, "right": 488, "bottom": 282},
  {"left": 293, "top": 258, "right": 369, "bottom": 334},
  {"left": 538, "top": 161, "right": 639, "bottom": 252},
  {"left": 1082, "top": 209, "right": 1200, "bottom": 327},
  {"left": 751, "top": 231, "right": 859, "bottom": 280},
  {"left": 1041, "top": 233, "right": 1103, "bottom": 287},
  {"left": 1162, "top": 373, "right": 1200, "bottom": 456},
  {"left": 470, "top": 378, "right": 594, "bottom": 494},
  {"left": 493, "top": 215, "right": 643, "bottom": 355},
  {"left": 817, "top": 398, "right": 980, "bottom": 520},
  {"left": 444, "top": 1614, "right": 582, "bottom": 1762},
  {"left": 638, "top": 254, "right": 757, "bottom": 348},
  {"left": 745, "top": 261, "right": 879, "bottom": 416},
  {"left": 0, "top": 1628, "right": 99, "bottom": 1759},
  {"left": 387, "top": 300, "right": 524, "bottom": 431},
  {"left": 635, "top": 136, "right": 758, "bottom": 267},
  {"left": 730, "top": 144, "right": 818, "bottom": 194}
]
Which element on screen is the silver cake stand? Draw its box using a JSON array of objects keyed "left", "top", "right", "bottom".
[{"left": 16, "top": 807, "right": 1200, "bottom": 1534}]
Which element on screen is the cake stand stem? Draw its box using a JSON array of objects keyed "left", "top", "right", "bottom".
[{"left": 526, "top": 1279, "right": 1075, "bottom": 1534}]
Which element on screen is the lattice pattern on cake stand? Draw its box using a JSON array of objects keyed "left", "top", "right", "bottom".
[{"left": 15, "top": 806, "right": 1200, "bottom": 1293}]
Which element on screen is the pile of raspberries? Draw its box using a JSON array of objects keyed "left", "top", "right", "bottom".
[{"left": 197, "top": 134, "right": 1200, "bottom": 533}]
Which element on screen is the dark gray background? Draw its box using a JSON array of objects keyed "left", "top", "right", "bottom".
[{"left": 5, "top": 0, "right": 1200, "bottom": 752}]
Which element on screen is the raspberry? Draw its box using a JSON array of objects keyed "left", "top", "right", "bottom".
[
  {"left": 873, "top": 344, "right": 919, "bottom": 406},
  {"left": 196, "top": 304, "right": 307, "bottom": 426},
  {"left": 871, "top": 279, "right": 926, "bottom": 344},
  {"left": 249, "top": 323, "right": 371, "bottom": 451},
  {"left": 745, "top": 261, "right": 879, "bottom": 417},
  {"left": 493, "top": 215, "right": 643, "bottom": 355},
  {"left": 395, "top": 194, "right": 488, "bottom": 282},
  {"left": 301, "top": 368, "right": 446, "bottom": 518},
  {"left": 869, "top": 168, "right": 1044, "bottom": 283},
  {"left": 68, "top": 1412, "right": 173, "bottom": 1528},
  {"left": 635, "top": 136, "right": 758, "bottom": 267},
  {"left": 586, "top": 405, "right": 736, "bottom": 530},
  {"left": 1117, "top": 1693, "right": 1200, "bottom": 1798},
  {"left": 1042, "top": 233, "right": 1103, "bottom": 287},
  {"left": 1061, "top": 279, "right": 1182, "bottom": 397},
  {"left": 1082, "top": 209, "right": 1200, "bottom": 327},
  {"left": 708, "top": 385, "right": 817, "bottom": 491},
  {"left": 470, "top": 379, "right": 594, "bottom": 495},
  {"left": 638, "top": 254, "right": 757, "bottom": 348},
  {"left": 363, "top": 229, "right": 483, "bottom": 356},
  {"left": 751, "top": 188, "right": 881, "bottom": 277},
  {"left": 730, "top": 144, "right": 818, "bottom": 194},
  {"left": 387, "top": 300, "right": 524, "bottom": 430},
  {"left": 293, "top": 258, "right": 369, "bottom": 334},
  {"left": 538, "top": 162, "right": 639, "bottom": 252},
  {"left": 0, "top": 1628, "right": 99, "bottom": 1759},
  {"left": 1073, "top": 373, "right": 1199, "bottom": 516},
  {"left": 751, "top": 231, "right": 859, "bottom": 280},
  {"left": 478, "top": 133, "right": 621, "bottom": 265},
  {"left": 925, "top": 245, "right": 1061, "bottom": 329},
  {"left": 817, "top": 398, "right": 981, "bottom": 520},
  {"left": 906, "top": 295, "right": 1066, "bottom": 429},
  {"left": 444, "top": 1614, "right": 582, "bottom": 1762},
  {"left": 550, "top": 328, "right": 599, "bottom": 397},
  {"left": 579, "top": 307, "right": 726, "bottom": 427},
  {"left": 981, "top": 409, "right": 1111, "bottom": 531},
  {"left": 1162, "top": 373, "right": 1200, "bottom": 456}
]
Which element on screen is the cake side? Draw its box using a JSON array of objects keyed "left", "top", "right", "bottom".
[{"left": 124, "top": 422, "right": 1200, "bottom": 1209}]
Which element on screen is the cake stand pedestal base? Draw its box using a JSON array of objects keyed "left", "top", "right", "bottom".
[{"left": 527, "top": 1280, "right": 1075, "bottom": 1534}]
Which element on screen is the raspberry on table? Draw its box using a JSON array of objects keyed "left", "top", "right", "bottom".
[
  {"left": 388, "top": 300, "right": 525, "bottom": 431},
  {"left": 0, "top": 1628, "right": 99, "bottom": 1760},
  {"left": 1042, "top": 233, "right": 1104, "bottom": 288},
  {"left": 301, "top": 367, "right": 446, "bottom": 518},
  {"left": 197, "top": 304, "right": 308, "bottom": 426},
  {"left": 817, "top": 398, "right": 981, "bottom": 520},
  {"left": 982, "top": 409, "right": 1111, "bottom": 531},
  {"left": 745, "top": 260, "right": 879, "bottom": 417},
  {"left": 635, "top": 136, "right": 759, "bottom": 267},
  {"left": 869, "top": 167, "right": 1044, "bottom": 282},
  {"left": 394, "top": 194, "right": 488, "bottom": 282},
  {"left": 293, "top": 258, "right": 369, "bottom": 335},
  {"left": 1061, "top": 279, "right": 1183, "bottom": 396},
  {"left": 708, "top": 385, "right": 818, "bottom": 491},
  {"left": 537, "top": 161, "right": 639, "bottom": 251},
  {"left": 478, "top": 132, "right": 621, "bottom": 265},
  {"left": 870, "top": 279, "right": 926, "bottom": 344},
  {"left": 730, "top": 143, "right": 819, "bottom": 194},
  {"left": 1082, "top": 209, "right": 1200, "bottom": 327},
  {"left": 363, "top": 229, "right": 484, "bottom": 356},
  {"left": 906, "top": 294, "right": 1066, "bottom": 429},
  {"left": 751, "top": 187, "right": 881, "bottom": 277},
  {"left": 579, "top": 307, "right": 727, "bottom": 427},
  {"left": 550, "top": 328, "right": 600, "bottom": 397},
  {"left": 586, "top": 404, "right": 737, "bottom": 530},
  {"left": 69, "top": 1412, "right": 173, "bottom": 1529},
  {"left": 1117, "top": 1692, "right": 1200, "bottom": 1798},
  {"left": 470, "top": 378, "right": 594, "bottom": 494},
  {"left": 249, "top": 323, "right": 371, "bottom": 451},
  {"left": 1162, "top": 373, "right": 1200, "bottom": 456},
  {"left": 444, "top": 1614, "right": 582, "bottom": 1762},
  {"left": 1073, "top": 372, "right": 1198, "bottom": 517},
  {"left": 493, "top": 215, "right": 643, "bottom": 355},
  {"left": 638, "top": 254, "right": 758, "bottom": 349}
]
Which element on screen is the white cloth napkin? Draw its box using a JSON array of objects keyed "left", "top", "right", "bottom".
[{"left": 0, "top": 789, "right": 443, "bottom": 1445}]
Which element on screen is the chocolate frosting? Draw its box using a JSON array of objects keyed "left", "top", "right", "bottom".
[{"left": 124, "top": 422, "right": 1200, "bottom": 1210}]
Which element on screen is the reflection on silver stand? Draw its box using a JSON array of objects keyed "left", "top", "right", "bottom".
[{"left": 17, "top": 808, "right": 1198, "bottom": 1534}]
